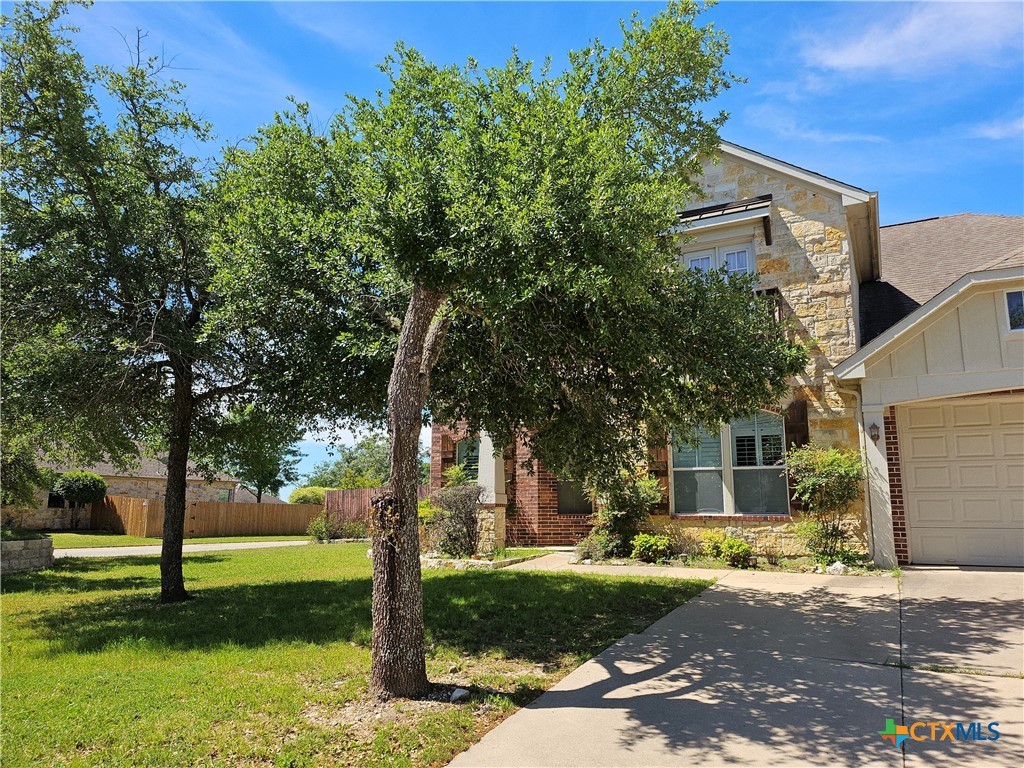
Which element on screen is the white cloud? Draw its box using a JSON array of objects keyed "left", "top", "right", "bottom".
[
  {"left": 805, "top": 2, "right": 1023, "bottom": 77},
  {"left": 967, "top": 115, "right": 1024, "bottom": 140},
  {"left": 745, "top": 104, "right": 888, "bottom": 144},
  {"left": 273, "top": 2, "right": 391, "bottom": 56}
]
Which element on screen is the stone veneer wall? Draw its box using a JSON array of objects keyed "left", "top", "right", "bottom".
[
  {"left": 103, "top": 477, "right": 235, "bottom": 503},
  {"left": 693, "top": 156, "right": 865, "bottom": 527},
  {"left": 1, "top": 537, "right": 54, "bottom": 573},
  {"left": 476, "top": 506, "right": 506, "bottom": 554},
  {"left": 2, "top": 504, "right": 92, "bottom": 531}
]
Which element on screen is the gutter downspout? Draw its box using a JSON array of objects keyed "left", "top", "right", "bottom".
[{"left": 827, "top": 373, "right": 876, "bottom": 562}]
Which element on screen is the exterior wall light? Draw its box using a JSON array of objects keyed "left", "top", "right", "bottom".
[{"left": 868, "top": 423, "right": 880, "bottom": 443}]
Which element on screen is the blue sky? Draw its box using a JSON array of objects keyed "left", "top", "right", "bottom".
[{"left": 62, "top": 0, "right": 1024, "bottom": 492}]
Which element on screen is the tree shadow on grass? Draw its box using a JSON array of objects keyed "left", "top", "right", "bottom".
[
  {"left": 27, "top": 569, "right": 708, "bottom": 664},
  {"left": 1, "top": 555, "right": 227, "bottom": 595}
]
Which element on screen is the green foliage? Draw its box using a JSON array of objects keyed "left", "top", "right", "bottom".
[
  {"left": 1, "top": 528, "right": 48, "bottom": 541},
  {"left": 306, "top": 510, "right": 334, "bottom": 543},
  {"left": 700, "top": 529, "right": 728, "bottom": 559},
  {"left": 303, "top": 434, "right": 430, "bottom": 489},
  {"left": 787, "top": 445, "right": 863, "bottom": 564},
  {"left": 630, "top": 533, "right": 672, "bottom": 563},
  {"left": 288, "top": 486, "right": 328, "bottom": 506},
  {"left": 574, "top": 529, "right": 621, "bottom": 562},
  {"left": 209, "top": 406, "right": 303, "bottom": 501},
  {"left": 425, "top": 485, "right": 482, "bottom": 557},
  {"left": 720, "top": 536, "right": 753, "bottom": 568},
  {"left": 417, "top": 499, "right": 438, "bottom": 526},
  {"left": 442, "top": 463, "right": 474, "bottom": 488},
  {"left": 591, "top": 472, "right": 663, "bottom": 555},
  {"left": 211, "top": 1, "right": 805, "bottom": 501},
  {"left": 52, "top": 471, "right": 107, "bottom": 507},
  {"left": 0, "top": 440, "right": 53, "bottom": 507}
]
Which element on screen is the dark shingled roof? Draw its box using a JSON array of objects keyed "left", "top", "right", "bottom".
[
  {"left": 859, "top": 213, "right": 1024, "bottom": 344},
  {"left": 43, "top": 452, "right": 237, "bottom": 483}
]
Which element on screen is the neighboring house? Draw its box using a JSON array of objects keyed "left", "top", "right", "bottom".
[
  {"left": 431, "top": 141, "right": 1024, "bottom": 568},
  {"left": 233, "top": 485, "right": 285, "bottom": 505},
  {"left": 4, "top": 453, "right": 240, "bottom": 530}
]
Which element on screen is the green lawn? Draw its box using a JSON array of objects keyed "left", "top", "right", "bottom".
[
  {"left": 1, "top": 543, "right": 709, "bottom": 767},
  {"left": 48, "top": 531, "right": 311, "bottom": 548}
]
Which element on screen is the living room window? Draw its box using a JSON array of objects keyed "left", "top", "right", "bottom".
[
  {"left": 670, "top": 410, "right": 789, "bottom": 516},
  {"left": 557, "top": 480, "right": 592, "bottom": 515},
  {"left": 1007, "top": 290, "right": 1024, "bottom": 331}
]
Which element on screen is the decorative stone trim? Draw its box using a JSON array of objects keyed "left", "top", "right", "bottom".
[
  {"left": 669, "top": 514, "right": 792, "bottom": 522},
  {"left": 421, "top": 554, "right": 541, "bottom": 571},
  {"left": 1, "top": 537, "right": 54, "bottom": 574}
]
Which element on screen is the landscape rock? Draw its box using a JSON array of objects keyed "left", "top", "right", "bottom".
[
  {"left": 450, "top": 687, "right": 471, "bottom": 704},
  {"left": 826, "top": 561, "right": 850, "bottom": 575}
]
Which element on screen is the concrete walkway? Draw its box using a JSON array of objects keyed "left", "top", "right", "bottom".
[
  {"left": 53, "top": 539, "right": 310, "bottom": 559},
  {"left": 450, "top": 554, "right": 1024, "bottom": 768}
]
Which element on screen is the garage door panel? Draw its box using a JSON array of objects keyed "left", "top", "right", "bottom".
[
  {"left": 900, "top": 395, "right": 1024, "bottom": 567},
  {"left": 953, "top": 433, "right": 995, "bottom": 457},
  {"left": 908, "top": 434, "right": 949, "bottom": 458},
  {"left": 908, "top": 464, "right": 953, "bottom": 489},
  {"left": 956, "top": 464, "right": 998, "bottom": 488},
  {"left": 951, "top": 403, "right": 992, "bottom": 426}
]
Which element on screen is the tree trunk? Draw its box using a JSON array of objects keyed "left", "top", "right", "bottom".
[
  {"left": 256, "top": 488, "right": 263, "bottom": 503},
  {"left": 159, "top": 360, "right": 195, "bottom": 604},
  {"left": 371, "top": 284, "right": 448, "bottom": 700}
]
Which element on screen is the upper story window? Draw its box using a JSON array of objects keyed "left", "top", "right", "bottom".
[
  {"left": 682, "top": 241, "right": 755, "bottom": 277},
  {"left": 1007, "top": 290, "right": 1024, "bottom": 331}
]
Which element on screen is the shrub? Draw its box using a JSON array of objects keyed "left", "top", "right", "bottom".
[
  {"left": 630, "top": 533, "right": 672, "bottom": 563},
  {"left": 720, "top": 536, "right": 753, "bottom": 568},
  {"left": 787, "top": 445, "right": 863, "bottom": 564},
  {"left": 428, "top": 484, "right": 482, "bottom": 557},
  {"left": 52, "top": 471, "right": 107, "bottom": 507},
  {"left": 442, "top": 463, "right": 473, "bottom": 487},
  {"left": 0, "top": 442, "right": 53, "bottom": 508},
  {"left": 288, "top": 486, "right": 328, "bottom": 505},
  {"left": 701, "top": 529, "right": 727, "bottom": 559},
  {"left": 575, "top": 529, "right": 621, "bottom": 561},
  {"left": 417, "top": 499, "right": 438, "bottom": 526},
  {"left": 307, "top": 510, "right": 334, "bottom": 543},
  {"left": 590, "top": 471, "right": 663, "bottom": 556},
  {"left": 335, "top": 518, "right": 368, "bottom": 539}
]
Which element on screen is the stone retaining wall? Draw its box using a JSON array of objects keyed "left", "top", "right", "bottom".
[
  {"left": 1, "top": 504, "right": 91, "bottom": 531},
  {"left": 1, "top": 537, "right": 54, "bottom": 574},
  {"left": 477, "top": 506, "right": 506, "bottom": 554}
]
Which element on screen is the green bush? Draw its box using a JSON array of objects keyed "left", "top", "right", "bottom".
[
  {"left": 720, "top": 536, "right": 753, "bottom": 568},
  {"left": 427, "top": 484, "right": 482, "bottom": 557},
  {"left": 787, "top": 445, "right": 863, "bottom": 564},
  {"left": 417, "top": 499, "right": 438, "bottom": 526},
  {"left": 630, "top": 533, "right": 672, "bottom": 563},
  {"left": 288, "top": 486, "right": 328, "bottom": 505},
  {"left": 52, "top": 471, "right": 107, "bottom": 507},
  {"left": 442, "top": 463, "right": 473, "bottom": 487},
  {"left": 590, "top": 471, "right": 663, "bottom": 556},
  {"left": 701, "top": 529, "right": 727, "bottom": 558},
  {"left": 575, "top": 529, "right": 620, "bottom": 561},
  {"left": 335, "top": 518, "right": 368, "bottom": 539},
  {"left": 0, "top": 442, "right": 53, "bottom": 507},
  {"left": 307, "top": 510, "right": 334, "bottom": 543}
]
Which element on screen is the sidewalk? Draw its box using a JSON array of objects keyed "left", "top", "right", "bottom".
[{"left": 53, "top": 539, "right": 311, "bottom": 559}]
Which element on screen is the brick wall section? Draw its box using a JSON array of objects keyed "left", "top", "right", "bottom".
[{"left": 884, "top": 406, "right": 909, "bottom": 565}]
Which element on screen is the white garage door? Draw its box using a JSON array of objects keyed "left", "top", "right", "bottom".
[{"left": 899, "top": 395, "right": 1024, "bottom": 566}]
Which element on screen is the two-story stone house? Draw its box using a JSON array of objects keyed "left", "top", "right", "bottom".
[{"left": 431, "top": 142, "right": 1024, "bottom": 568}]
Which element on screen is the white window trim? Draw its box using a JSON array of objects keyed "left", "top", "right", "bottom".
[
  {"left": 1005, "top": 289, "right": 1024, "bottom": 333},
  {"left": 681, "top": 236, "right": 756, "bottom": 276},
  {"left": 668, "top": 417, "right": 789, "bottom": 516}
]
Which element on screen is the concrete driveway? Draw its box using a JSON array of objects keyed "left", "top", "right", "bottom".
[{"left": 449, "top": 557, "right": 1023, "bottom": 768}]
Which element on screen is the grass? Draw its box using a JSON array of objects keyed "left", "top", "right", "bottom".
[
  {"left": 1, "top": 527, "right": 49, "bottom": 541},
  {"left": 1, "top": 543, "right": 709, "bottom": 767},
  {"left": 47, "top": 531, "right": 310, "bottom": 548}
]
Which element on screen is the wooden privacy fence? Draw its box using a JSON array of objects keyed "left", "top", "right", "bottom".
[
  {"left": 92, "top": 495, "right": 322, "bottom": 538},
  {"left": 324, "top": 485, "right": 430, "bottom": 525}
]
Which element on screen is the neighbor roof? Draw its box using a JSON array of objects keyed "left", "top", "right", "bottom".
[
  {"left": 44, "top": 453, "right": 237, "bottom": 483},
  {"left": 858, "top": 213, "right": 1024, "bottom": 344}
]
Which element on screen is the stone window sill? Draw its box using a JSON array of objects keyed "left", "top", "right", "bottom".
[{"left": 669, "top": 513, "right": 793, "bottom": 522}]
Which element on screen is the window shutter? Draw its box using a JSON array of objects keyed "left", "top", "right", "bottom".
[{"left": 783, "top": 400, "right": 809, "bottom": 450}]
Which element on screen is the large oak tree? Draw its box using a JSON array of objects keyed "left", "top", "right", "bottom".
[
  {"left": 213, "top": 1, "right": 806, "bottom": 699},
  {"left": 2, "top": 0, "right": 265, "bottom": 601}
]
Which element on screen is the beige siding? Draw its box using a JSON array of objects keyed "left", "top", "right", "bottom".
[{"left": 862, "top": 284, "right": 1024, "bottom": 406}]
